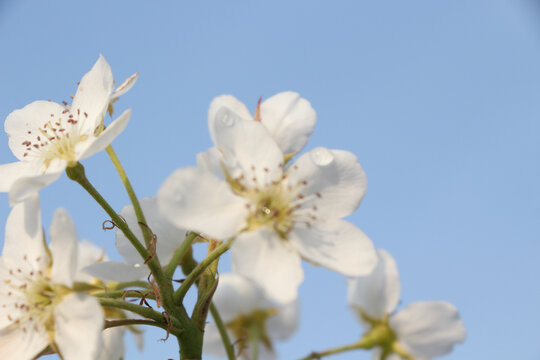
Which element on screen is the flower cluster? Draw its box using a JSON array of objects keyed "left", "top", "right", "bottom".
[{"left": 0, "top": 56, "right": 466, "bottom": 360}]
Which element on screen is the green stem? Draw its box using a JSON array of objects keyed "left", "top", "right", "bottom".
[
  {"left": 108, "top": 280, "right": 152, "bottom": 291},
  {"left": 165, "top": 232, "right": 198, "bottom": 279},
  {"left": 65, "top": 163, "right": 148, "bottom": 262},
  {"left": 94, "top": 289, "right": 156, "bottom": 300},
  {"left": 66, "top": 163, "right": 196, "bottom": 349},
  {"left": 106, "top": 145, "right": 153, "bottom": 246},
  {"left": 105, "top": 318, "right": 168, "bottom": 331},
  {"left": 298, "top": 339, "right": 371, "bottom": 360},
  {"left": 99, "top": 298, "right": 166, "bottom": 324},
  {"left": 66, "top": 163, "right": 203, "bottom": 359},
  {"left": 210, "top": 303, "right": 236, "bottom": 360},
  {"left": 173, "top": 239, "right": 232, "bottom": 303}
]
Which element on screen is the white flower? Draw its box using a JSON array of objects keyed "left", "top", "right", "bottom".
[
  {"left": 347, "top": 250, "right": 466, "bottom": 360},
  {"left": 0, "top": 55, "right": 134, "bottom": 204},
  {"left": 203, "top": 274, "right": 298, "bottom": 360},
  {"left": 158, "top": 108, "right": 377, "bottom": 303},
  {"left": 83, "top": 196, "right": 188, "bottom": 282},
  {"left": 0, "top": 195, "right": 104, "bottom": 360}
]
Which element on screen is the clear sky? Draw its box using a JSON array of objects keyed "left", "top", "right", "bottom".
[{"left": 0, "top": 1, "right": 539, "bottom": 359}]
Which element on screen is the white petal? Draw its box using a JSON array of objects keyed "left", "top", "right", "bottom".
[
  {"left": 266, "top": 300, "right": 299, "bottom": 340},
  {"left": 212, "top": 107, "right": 284, "bottom": 186},
  {"left": 208, "top": 95, "right": 253, "bottom": 144},
  {"left": 213, "top": 273, "right": 266, "bottom": 322},
  {"left": 98, "top": 327, "right": 125, "bottom": 360},
  {"left": 0, "top": 326, "right": 48, "bottom": 360},
  {"left": 82, "top": 261, "right": 148, "bottom": 282},
  {"left": 231, "top": 229, "right": 303, "bottom": 304},
  {"left": 77, "top": 109, "right": 131, "bottom": 161},
  {"left": 347, "top": 249, "right": 400, "bottom": 319},
  {"left": 260, "top": 92, "right": 316, "bottom": 155},
  {"left": 158, "top": 167, "right": 248, "bottom": 240},
  {"left": 71, "top": 55, "right": 115, "bottom": 135},
  {"left": 75, "top": 239, "right": 108, "bottom": 283},
  {"left": 196, "top": 147, "right": 225, "bottom": 179},
  {"left": 4, "top": 100, "right": 66, "bottom": 160},
  {"left": 116, "top": 197, "right": 187, "bottom": 266},
  {"left": 290, "top": 219, "right": 377, "bottom": 277},
  {"left": 3, "top": 194, "right": 47, "bottom": 267},
  {"left": 112, "top": 72, "right": 138, "bottom": 99},
  {"left": 54, "top": 293, "right": 104, "bottom": 360},
  {"left": 390, "top": 301, "right": 466, "bottom": 358},
  {"left": 49, "top": 208, "right": 78, "bottom": 287},
  {"left": 0, "top": 162, "right": 36, "bottom": 192},
  {"left": 286, "top": 148, "right": 367, "bottom": 219},
  {"left": 8, "top": 169, "right": 63, "bottom": 205}
]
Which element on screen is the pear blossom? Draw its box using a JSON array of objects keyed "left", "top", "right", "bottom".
[
  {"left": 0, "top": 55, "right": 134, "bottom": 204},
  {"left": 84, "top": 196, "right": 188, "bottom": 282},
  {"left": 203, "top": 274, "right": 298, "bottom": 360},
  {"left": 0, "top": 196, "right": 104, "bottom": 360},
  {"left": 347, "top": 250, "right": 466, "bottom": 360},
  {"left": 158, "top": 106, "right": 377, "bottom": 303}
]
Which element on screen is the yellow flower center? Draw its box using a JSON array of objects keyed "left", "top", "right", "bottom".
[
  {"left": 244, "top": 183, "right": 297, "bottom": 239},
  {"left": 3, "top": 257, "right": 70, "bottom": 342},
  {"left": 20, "top": 108, "right": 90, "bottom": 169}
]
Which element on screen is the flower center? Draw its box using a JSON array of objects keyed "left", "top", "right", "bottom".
[
  {"left": 244, "top": 183, "right": 297, "bottom": 238},
  {"left": 22, "top": 277, "right": 67, "bottom": 333},
  {"left": 2, "top": 256, "right": 69, "bottom": 340},
  {"left": 224, "top": 163, "right": 321, "bottom": 238},
  {"left": 20, "top": 108, "right": 89, "bottom": 169}
]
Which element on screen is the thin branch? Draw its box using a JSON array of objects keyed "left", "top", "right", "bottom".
[
  {"left": 165, "top": 232, "right": 198, "bottom": 278},
  {"left": 173, "top": 239, "right": 232, "bottom": 303}
]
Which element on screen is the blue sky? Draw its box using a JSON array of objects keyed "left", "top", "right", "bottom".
[{"left": 0, "top": 1, "right": 539, "bottom": 359}]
